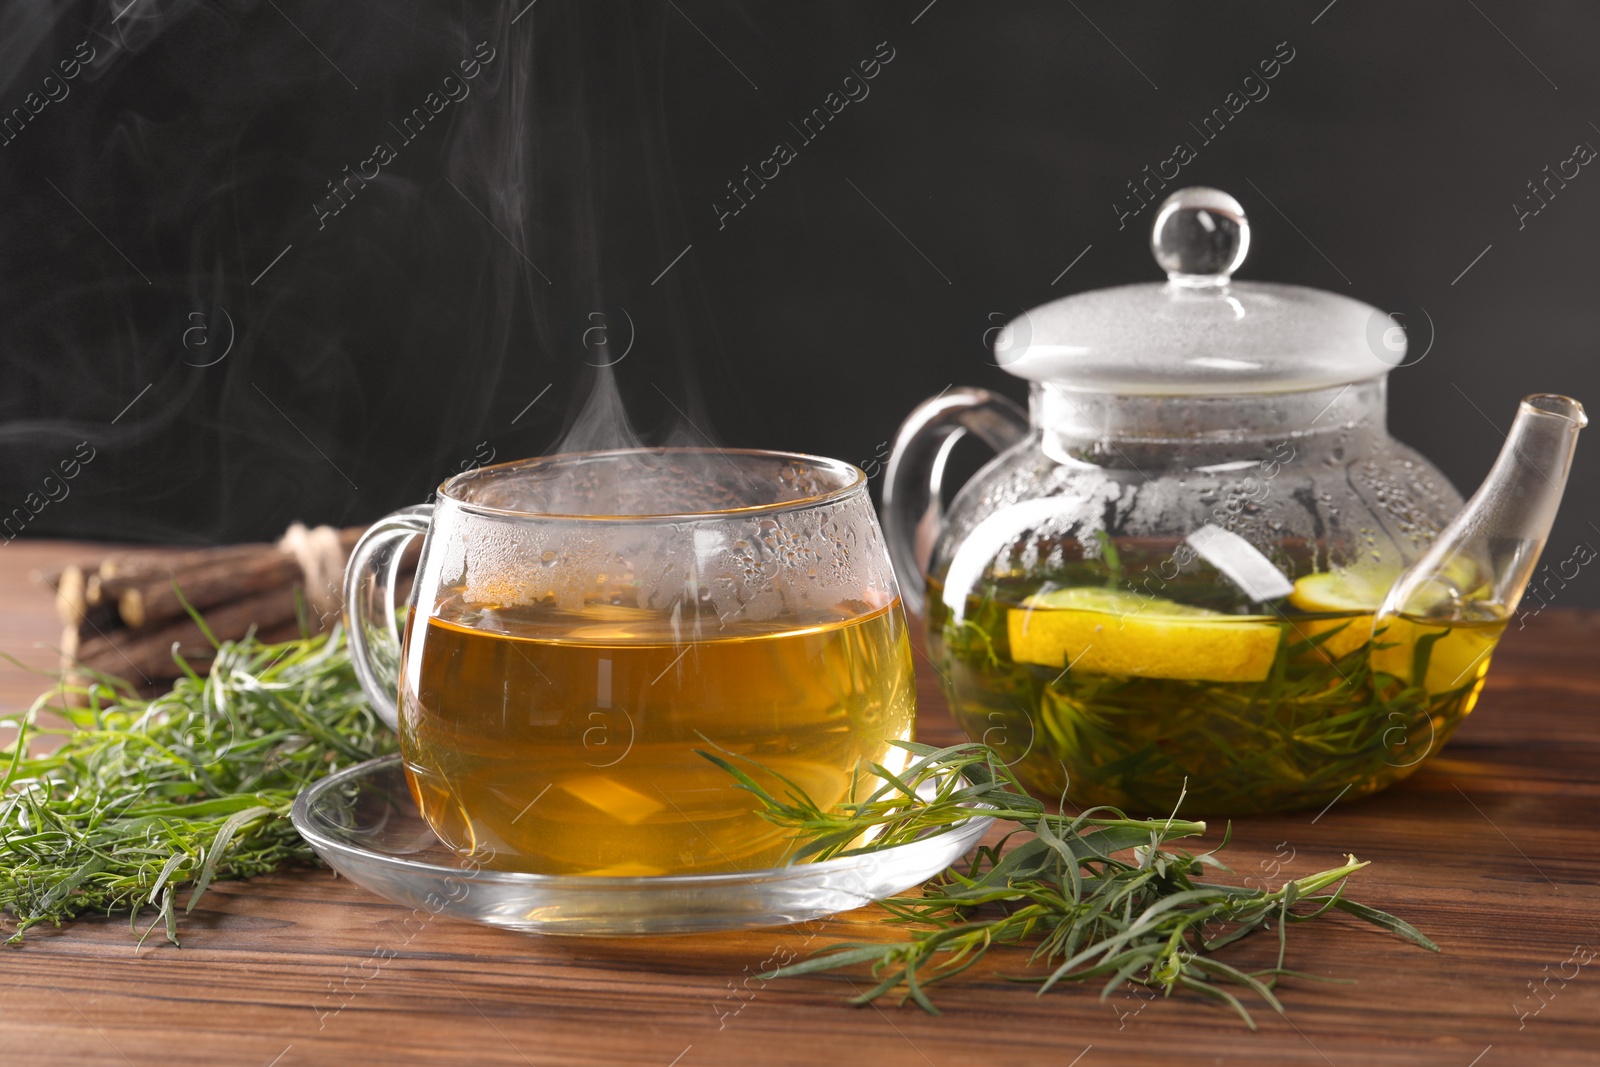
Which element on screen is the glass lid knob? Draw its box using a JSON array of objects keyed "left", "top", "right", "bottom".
[{"left": 1150, "top": 187, "right": 1251, "bottom": 288}]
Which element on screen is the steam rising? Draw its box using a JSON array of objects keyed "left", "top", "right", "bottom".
[
  {"left": 551, "top": 370, "right": 643, "bottom": 456},
  {"left": 1, "top": 0, "right": 729, "bottom": 543}
]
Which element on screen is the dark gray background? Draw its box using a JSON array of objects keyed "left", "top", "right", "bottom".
[{"left": 2, "top": 1, "right": 1596, "bottom": 601}]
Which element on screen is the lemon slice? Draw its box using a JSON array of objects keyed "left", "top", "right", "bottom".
[
  {"left": 1287, "top": 568, "right": 1504, "bottom": 687},
  {"left": 1289, "top": 562, "right": 1487, "bottom": 617},
  {"left": 1286, "top": 570, "right": 1391, "bottom": 663},
  {"left": 1288, "top": 570, "right": 1393, "bottom": 614},
  {"left": 1007, "top": 588, "right": 1280, "bottom": 683},
  {"left": 1025, "top": 587, "right": 1217, "bottom": 617}
]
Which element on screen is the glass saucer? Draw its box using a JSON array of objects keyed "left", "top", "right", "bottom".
[{"left": 291, "top": 755, "right": 994, "bottom": 936}]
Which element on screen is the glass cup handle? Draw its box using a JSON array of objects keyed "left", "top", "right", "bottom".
[
  {"left": 883, "top": 388, "right": 1028, "bottom": 616},
  {"left": 343, "top": 505, "right": 433, "bottom": 730}
]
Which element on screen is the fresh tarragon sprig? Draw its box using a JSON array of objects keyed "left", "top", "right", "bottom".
[
  {"left": 0, "top": 624, "right": 393, "bottom": 944},
  {"left": 701, "top": 740, "right": 1438, "bottom": 1027}
]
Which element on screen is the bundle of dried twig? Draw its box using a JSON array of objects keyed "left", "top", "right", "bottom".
[{"left": 34, "top": 524, "right": 415, "bottom": 685}]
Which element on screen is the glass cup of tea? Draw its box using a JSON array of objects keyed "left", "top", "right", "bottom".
[{"left": 344, "top": 449, "right": 916, "bottom": 876}]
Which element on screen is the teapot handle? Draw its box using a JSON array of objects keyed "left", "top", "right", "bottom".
[{"left": 883, "top": 387, "right": 1029, "bottom": 615}]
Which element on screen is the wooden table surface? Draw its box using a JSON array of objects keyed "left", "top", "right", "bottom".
[{"left": 2, "top": 540, "right": 1598, "bottom": 1067}]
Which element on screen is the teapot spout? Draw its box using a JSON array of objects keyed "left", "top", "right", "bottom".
[{"left": 1380, "top": 394, "right": 1586, "bottom": 625}]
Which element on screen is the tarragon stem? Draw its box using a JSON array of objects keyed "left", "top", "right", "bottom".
[{"left": 708, "top": 739, "right": 1437, "bottom": 1026}]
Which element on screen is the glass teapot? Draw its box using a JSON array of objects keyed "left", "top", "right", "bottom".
[{"left": 884, "top": 187, "right": 1585, "bottom": 815}]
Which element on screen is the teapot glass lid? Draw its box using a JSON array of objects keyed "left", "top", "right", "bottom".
[{"left": 996, "top": 187, "right": 1397, "bottom": 396}]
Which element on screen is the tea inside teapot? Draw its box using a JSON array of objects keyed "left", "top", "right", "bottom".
[{"left": 927, "top": 559, "right": 1503, "bottom": 814}]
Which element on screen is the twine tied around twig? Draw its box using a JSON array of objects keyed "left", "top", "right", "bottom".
[{"left": 276, "top": 522, "right": 348, "bottom": 621}]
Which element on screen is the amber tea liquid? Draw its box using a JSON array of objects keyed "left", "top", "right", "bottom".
[
  {"left": 929, "top": 575, "right": 1505, "bottom": 815},
  {"left": 398, "top": 598, "right": 915, "bottom": 875}
]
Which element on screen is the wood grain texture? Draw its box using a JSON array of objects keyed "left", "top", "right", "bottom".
[{"left": 1, "top": 543, "right": 1597, "bottom": 1067}]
